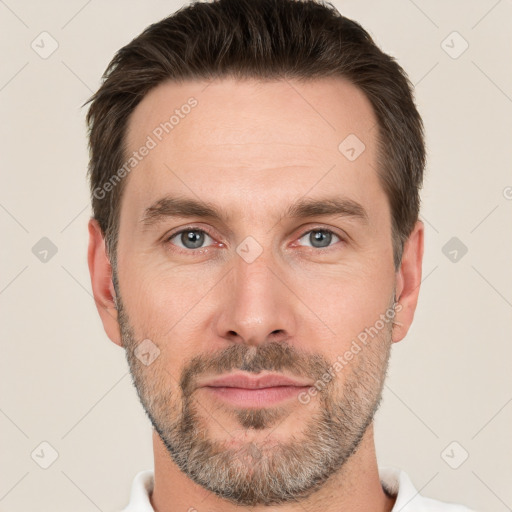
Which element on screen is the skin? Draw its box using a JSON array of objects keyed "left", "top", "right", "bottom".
[{"left": 88, "top": 77, "right": 423, "bottom": 512}]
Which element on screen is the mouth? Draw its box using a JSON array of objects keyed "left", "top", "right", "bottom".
[
  {"left": 202, "top": 385, "right": 311, "bottom": 407},
  {"left": 197, "top": 372, "right": 313, "bottom": 408}
]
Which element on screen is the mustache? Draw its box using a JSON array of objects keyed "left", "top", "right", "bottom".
[{"left": 180, "top": 342, "right": 331, "bottom": 397}]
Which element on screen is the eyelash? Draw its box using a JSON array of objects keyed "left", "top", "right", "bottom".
[{"left": 163, "top": 226, "right": 344, "bottom": 256}]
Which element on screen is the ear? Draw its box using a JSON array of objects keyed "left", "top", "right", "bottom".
[
  {"left": 392, "top": 220, "right": 424, "bottom": 343},
  {"left": 87, "top": 218, "right": 123, "bottom": 347}
]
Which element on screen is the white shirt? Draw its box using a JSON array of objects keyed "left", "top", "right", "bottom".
[{"left": 121, "top": 466, "right": 476, "bottom": 511}]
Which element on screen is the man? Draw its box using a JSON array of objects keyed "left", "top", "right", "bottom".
[{"left": 86, "top": 0, "right": 474, "bottom": 510}]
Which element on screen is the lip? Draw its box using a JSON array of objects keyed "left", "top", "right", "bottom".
[
  {"left": 203, "top": 386, "right": 309, "bottom": 407},
  {"left": 197, "top": 372, "right": 313, "bottom": 408},
  {"left": 198, "top": 372, "right": 313, "bottom": 390}
]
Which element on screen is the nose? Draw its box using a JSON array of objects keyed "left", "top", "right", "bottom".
[{"left": 213, "top": 250, "right": 298, "bottom": 347}]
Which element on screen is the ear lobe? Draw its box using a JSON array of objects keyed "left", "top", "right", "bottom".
[
  {"left": 87, "top": 218, "right": 123, "bottom": 347},
  {"left": 392, "top": 220, "right": 424, "bottom": 343}
]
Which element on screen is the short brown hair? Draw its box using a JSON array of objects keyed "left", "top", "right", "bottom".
[{"left": 85, "top": 0, "right": 425, "bottom": 270}]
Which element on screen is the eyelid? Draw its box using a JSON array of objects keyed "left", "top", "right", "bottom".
[{"left": 164, "top": 225, "right": 216, "bottom": 242}]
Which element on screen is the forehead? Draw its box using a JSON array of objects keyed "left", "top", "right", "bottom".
[{"left": 121, "top": 77, "right": 382, "bottom": 225}]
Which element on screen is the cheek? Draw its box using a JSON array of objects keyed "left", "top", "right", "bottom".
[
  {"left": 302, "top": 266, "right": 394, "bottom": 353},
  {"left": 121, "top": 259, "right": 220, "bottom": 342}
]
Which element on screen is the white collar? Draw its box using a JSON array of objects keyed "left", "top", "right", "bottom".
[{"left": 121, "top": 466, "right": 475, "bottom": 511}]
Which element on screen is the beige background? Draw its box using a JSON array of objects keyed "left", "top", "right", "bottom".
[{"left": 1, "top": 0, "right": 511, "bottom": 510}]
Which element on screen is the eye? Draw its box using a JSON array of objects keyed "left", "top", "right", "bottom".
[
  {"left": 164, "top": 226, "right": 343, "bottom": 255},
  {"left": 166, "top": 228, "right": 215, "bottom": 251},
  {"left": 296, "top": 228, "right": 342, "bottom": 250}
]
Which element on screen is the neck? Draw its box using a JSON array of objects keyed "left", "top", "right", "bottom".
[{"left": 150, "top": 423, "right": 396, "bottom": 512}]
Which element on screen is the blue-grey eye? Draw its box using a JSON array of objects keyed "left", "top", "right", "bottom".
[
  {"left": 170, "top": 229, "right": 213, "bottom": 250},
  {"left": 298, "top": 229, "right": 340, "bottom": 249}
]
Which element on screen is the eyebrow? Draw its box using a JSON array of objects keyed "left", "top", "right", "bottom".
[{"left": 139, "top": 195, "right": 369, "bottom": 229}]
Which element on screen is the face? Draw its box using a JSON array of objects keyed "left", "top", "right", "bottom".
[{"left": 111, "top": 77, "right": 402, "bottom": 505}]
